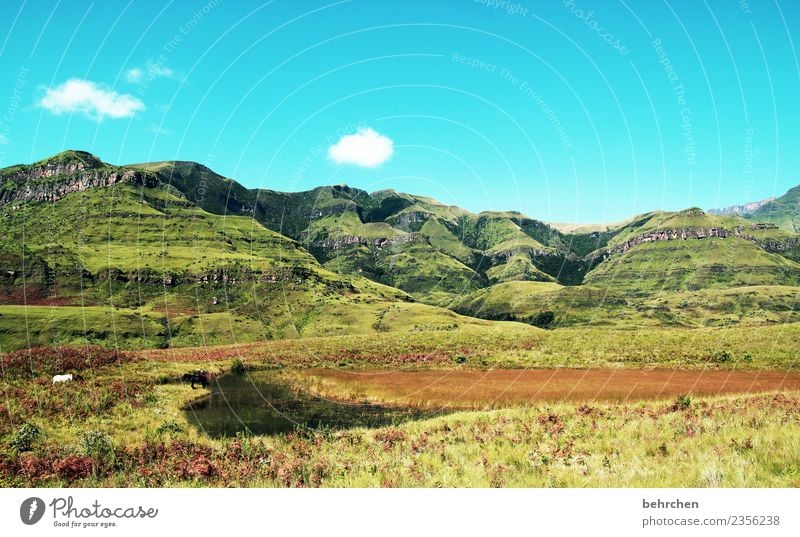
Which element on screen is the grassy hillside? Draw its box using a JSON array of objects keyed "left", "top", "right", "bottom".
[
  {"left": 450, "top": 281, "right": 637, "bottom": 327},
  {"left": 0, "top": 154, "right": 516, "bottom": 351},
  {"left": 585, "top": 236, "right": 800, "bottom": 293},
  {"left": 2, "top": 151, "right": 800, "bottom": 341},
  {"left": 746, "top": 184, "right": 800, "bottom": 232},
  {"left": 130, "top": 160, "right": 596, "bottom": 298}
]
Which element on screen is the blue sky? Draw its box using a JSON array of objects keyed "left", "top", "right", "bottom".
[{"left": 0, "top": 0, "right": 798, "bottom": 223}]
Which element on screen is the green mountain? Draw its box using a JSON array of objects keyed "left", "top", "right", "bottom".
[
  {"left": 1, "top": 150, "right": 800, "bottom": 347},
  {"left": 455, "top": 208, "right": 800, "bottom": 327},
  {"left": 583, "top": 208, "right": 800, "bottom": 293},
  {"left": 0, "top": 151, "right": 524, "bottom": 351},
  {"left": 126, "top": 159, "right": 605, "bottom": 303},
  {"left": 745, "top": 184, "right": 800, "bottom": 233}
]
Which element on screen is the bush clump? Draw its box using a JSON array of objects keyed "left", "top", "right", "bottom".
[
  {"left": 81, "top": 430, "right": 115, "bottom": 476},
  {"left": 672, "top": 394, "right": 692, "bottom": 411},
  {"left": 231, "top": 358, "right": 247, "bottom": 375},
  {"left": 9, "top": 423, "right": 41, "bottom": 453},
  {"left": 155, "top": 421, "right": 184, "bottom": 437},
  {"left": 527, "top": 311, "right": 556, "bottom": 328},
  {"left": 715, "top": 350, "right": 732, "bottom": 363}
]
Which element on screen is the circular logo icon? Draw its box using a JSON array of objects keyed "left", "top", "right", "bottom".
[{"left": 20, "top": 497, "right": 45, "bottom": 525}]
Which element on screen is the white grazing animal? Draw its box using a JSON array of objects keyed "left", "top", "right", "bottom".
[{"left": 52, "top": 374, "right": 73, "bottom": 384}]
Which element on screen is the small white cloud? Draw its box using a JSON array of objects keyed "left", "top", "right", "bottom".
[
  {"left": 328, "top": 128, "right": 394, "bottom": 168},
  {"left": 126, "top": 61, "right": 174, "bottom": 84},
  {"left": 0, "top": 133, "right": 7, "bottom": 144},
  {"left": 39, "top": 79, "right": 145, "bottom": 120},
  {"left": 125, "top": 68, "right": 143, "bottom": 83},
  {"left": 146, "top": 61, "right": 173, "bottom": 78}
]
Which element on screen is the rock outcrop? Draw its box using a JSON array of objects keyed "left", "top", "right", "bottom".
[
  {"left": 709, "top": 197, "right": 776, "bottom": 216},
  {"left": 387, "top": 210, "right": 433, "bottom": 231},
  {"left": 311, "top": 232, "right": 427, "bottom": 251},
  {"left": 596, "top": 223, "right": 798, "bottom": 260},
  {"left": 0, "top": 159, "right": 159, "bottom": 207},
  {"left": 602, "top": 228, "right": 732, "bottom": 258}
]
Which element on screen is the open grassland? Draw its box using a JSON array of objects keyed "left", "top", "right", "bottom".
[
  {"left": 0, "top": 296, "right": 509, "bottom": 352},
  {"left": 1, "top": 357, "right": 798, "bottom": 487},
  {"left": 137, "top": 322, "right": 800, "bottom": 370},
  {"left": 0, "top": 305, "right": 166, "bottom": 351},
  {"left": 2, "top": 322, "right": 800, "bottom": 488}
]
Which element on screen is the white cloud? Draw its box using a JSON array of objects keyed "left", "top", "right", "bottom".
[
  {"left": 146, "top": 62, "right": 173, "bottom": 78},
  {"left": 39, "top": 79, "right": 145, "bottom": 120},
  {"left": 0, "top": 133, "right": 7, "bottom": 144},
  {"left": 328, "top": 128, "right": 394, "bottom": 168},
  {"left": 126, "top": 61, "right": 174, "bottom": 84},
  {"left": 125, "top": 68, "right": 143, "bottom": 83}
]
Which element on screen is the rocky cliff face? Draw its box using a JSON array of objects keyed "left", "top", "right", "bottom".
[
  {"left": 597, "top": 224, "right": 798, "bottom": 260},
  {"left": 758, "top": 236, "right": 800, "bottom": 253},
  {"left": 311, "top": 232, "right": 427, "bottom": 251},
  {"left": 603, "top": 228, "right": 732, "bottom": 258},
  {"left": 387, "top": 210, "right": 433, "bottom": 231},
  {"left": 0, "top": 160, "right": 159, "bottom": 207},
  {"left": 709, "top": 197, "right": 776, "bottom": 216}
]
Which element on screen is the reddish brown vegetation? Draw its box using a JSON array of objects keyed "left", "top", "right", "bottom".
[
  {"left": 135, "top": 340, "right": 451, "bottom": 368},
  {"left": 1, "top": 345, "right": 131, "bottom": 379},
  {"left": 304, "top": 368, "right": 800, "bottom": 408},
  {"left": 53, "top": 455, "right": 94, "bottom": 480},
  {"left": 373, "top": 428, "right": 406, "bottom": 450}
]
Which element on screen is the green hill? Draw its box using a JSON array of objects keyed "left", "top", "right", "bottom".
[
  {"left": 746, "top": 184, "right": 800, "bottom": 232},
  {"left": 585, "top": 236, "right": 800, "bottom": 293},
  {"left": 583, "top": 208, "right": 800, "bottom": 294},
  {"left": 0, "top": 152, "right": 525, "bottom": 351},
  {"left": 451, "top": 281, "right": 641, "bottom": 327},
  {"left": 2, "top": 150, "right": 800, "bottom": 345},
  {"left": 124, "top": 159, "right": 595, "bottom": 302}
]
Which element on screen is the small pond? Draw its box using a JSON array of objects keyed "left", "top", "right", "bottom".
[{"left": 184, "top": 371, "right": 443, "bottom": 437}]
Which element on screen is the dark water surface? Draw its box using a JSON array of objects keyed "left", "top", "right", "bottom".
[{"left": 185, "top": 372, "right": 441, "bottom": 437}]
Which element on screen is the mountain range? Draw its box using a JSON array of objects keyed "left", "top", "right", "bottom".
[{"left": 1, "top": 150, "right": 799, "bottom": 351}]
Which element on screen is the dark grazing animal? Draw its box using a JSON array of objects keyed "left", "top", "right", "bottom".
[{"left": 182, "top": 370, "right": 210, "bottom": 389}]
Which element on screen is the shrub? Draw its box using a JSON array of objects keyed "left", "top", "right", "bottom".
[
  {"left": 231, "top": 358, "right": 246, "bottom": 375},
  {"left": 81, "top": 430, "right": 115, "bottom": 475},
  {"left": 673, "top": 394, "right": 692, "bottom": 411},
  {"left": 715, "top": 350, "right": 732, "bottom": 363},
  {"left": 155, "top": 421, "right": 184, "bottom": 437},
  {"left": 453, "top": 355, "right": 468, "bottom": 364},
  {"left": 528, "top": 311, "right": 556, "bottom": 328},
  {"left": 373, "top": 428, "right": 406, "bottom": 450},
  {"left": 9, "top": 423, "right": 41, "bottom": 453},
  {"left": 53, "top": 456, "right": 93, "bottom": 480}
]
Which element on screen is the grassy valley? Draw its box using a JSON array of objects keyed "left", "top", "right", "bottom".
[{"left": 2, "top": 150, "right": 800, "bottom": 488}]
